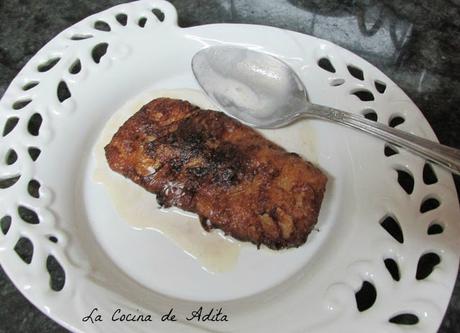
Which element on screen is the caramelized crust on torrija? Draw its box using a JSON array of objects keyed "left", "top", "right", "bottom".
[{"left": 105, "top": 98, "right": 327, "bottom": 249}]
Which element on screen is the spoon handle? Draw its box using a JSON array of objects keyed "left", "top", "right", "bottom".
[{"left": 305, "top": 104, "right": 460, "bottom": 175}]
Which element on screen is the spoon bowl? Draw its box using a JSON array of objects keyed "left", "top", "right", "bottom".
[
  {"left": 192, "top": 45, "right": 460, "bottom": 175},
  {"left": 192, "top": 46, "right": 307, "bottom": 128}
]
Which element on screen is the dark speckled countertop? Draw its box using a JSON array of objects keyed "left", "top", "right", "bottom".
[{"left": 0, "top": 0, "right": 459, "bottom": 332}]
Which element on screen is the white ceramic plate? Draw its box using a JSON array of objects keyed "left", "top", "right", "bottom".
[{"left": 0, "top": 1, "right": 459, "bottom": 332}]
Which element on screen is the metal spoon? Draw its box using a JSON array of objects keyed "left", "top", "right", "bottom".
[{"left": 192, "top": 45, "right": 460, "bottom": 175}]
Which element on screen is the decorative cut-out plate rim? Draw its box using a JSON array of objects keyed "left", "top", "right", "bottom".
[{"left": 0, "top": 1, "right": 459, "bottom": 332}]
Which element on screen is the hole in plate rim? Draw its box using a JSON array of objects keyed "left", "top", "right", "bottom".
[
  {"left": 415, "top": 251, "right": 441, "bottom": 280},
  {"left": 346, "top": 64, "right": 364, "bottom": 80},
  {"left": 391, "top": 163, "right": 414, "bottom": 174},
  {"left": 362, "top": 108, "right": 378, "bottom": 121},
  {"left": 27, "top": 179, "right": 41, "bottom": 198},
  {"left": 22, "top": 81, "right": 39, "bottom": 91},
  {"left": 351, "top": 88, "right": 375, "bottom": 101},
  {"left": 92, "top": 42, "right": 109, "bottom": 64},
  {"left": 317, "top": 57, "right": 336, "bottom": 73},
  {"left": 2, "top": 117, "right": 20, "bottom": 137},
  {"left": 48, "top": 235, "right": 58, "bottom": 243},
  {"left": 5, "top": 149, "right": 18, "bottom": 165},
  {"left": 379, "top": 213, "right": 404, "bottom": 244},
  {"left": 354, "top": 280, "right": 377, "bottom": 312},
  {"left": 393, "top": 166, "right": 415, "bottom": 195},
  {"left": 138, "top": 17, "right": 147, "bottom": 27},
  {"left": 389, "top": 114, "right": 405, "bottom": 128},
  {"left": 46, "top": 254, "right": 66, "bottom": 291},
  {"left": 37, "top": 57, "right": 61, "bottom": 72},
  {"left": 69, "top": 59, "right": 82, "bottom": 74},
  {"left": 28, "top": 147, "right": 41, "bottom": 161},
  {"left": 374, "top": 80, "right": 387, "bottom": 93},
  {"left": 0, "top": 175, "right": 21, "bottom": 189},
  {"left": 420, "top": 196, "right": 441, "bottom": 213},
  {"left": 384, "top": 143, "right": 399, "bottom": 157},
  {"left": 57, "top": 80, "right": 72, "bottom": 103},
  {"left": 116, "top": 13, "right": 128, "bottom": 26},
  {"left": 27, "top": 113, "right": 43, "bottom": 136},
  {"left": 427, "top": 221, "right": 444, "bottom": 235},
  {"left": 388, "top": 312, "right": 419, "bottom": 325},
  {"left": 152, "top": 8, "right": 165, "bottom": 22},
  {"left": 12, "top": 99, "right": 32, "bottom": 110},
  {"left": 18, "top": 205, "right": 40, "bottom": 225},
  {"left": 1, "top": 215, "right": 12, "bottom": 235},
  {"left": 70, "top": 33, "right": 94, "bottom": 41},
  {"left": 94, "top": 20, "right": 111, "bottom": 32},
  {"left": 423, "top": 163, "right": 438, "bottom": 185},
  {"left": 14, "top": 236, "right": 34, "bottom": 264},
  {"left": 383, "top": 257, "right": 401, "bottom": 281}
]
